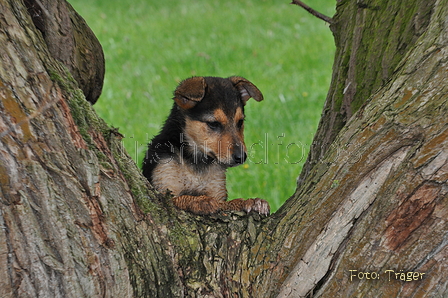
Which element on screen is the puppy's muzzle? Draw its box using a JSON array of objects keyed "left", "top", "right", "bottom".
[{"left": 230, "top": 143, "right": 247, "bottom": 166}]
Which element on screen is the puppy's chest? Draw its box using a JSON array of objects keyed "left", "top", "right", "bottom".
[{"left": 151, "top": 157, "right": 227, "bottom": 199}]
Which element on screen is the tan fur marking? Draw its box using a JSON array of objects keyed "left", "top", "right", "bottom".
[
  {"left": 184, "top": 118, "right": 214, "bottom": 157},
  {"left": 235, "top": 107, "right": 244, "bottom": 125},
  {"left": 213, "top": 109, "right": 228, "bottom": 125},
  {"left": 234, "top": 106, "right": 245, "bottom": 144}
]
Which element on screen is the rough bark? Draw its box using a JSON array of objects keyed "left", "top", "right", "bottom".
[
  {"left": 298, "top": 0, "right": 437, "bottom": 185},
  {"left": 0, "top": 0, "right": 447, "bottom": 298},
  {"left": 23, "top": 0, "right": 104, "bottom": 104},
  {"left": 275, "top": 0, "right": 448, "bottom": 294}
]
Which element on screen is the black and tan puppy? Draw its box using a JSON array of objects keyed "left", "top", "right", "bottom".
[{"left": 143, "top": 76, "right": 270, "bottom": 215}]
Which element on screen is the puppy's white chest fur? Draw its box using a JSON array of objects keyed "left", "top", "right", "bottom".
[{"left": 151, "top": 156, "right": 228, "bottom": 200}]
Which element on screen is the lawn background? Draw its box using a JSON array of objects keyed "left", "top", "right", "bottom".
[{"left": 69, "top": 0, "right": 336, "bottom": 211}]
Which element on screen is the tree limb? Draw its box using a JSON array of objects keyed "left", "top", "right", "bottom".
[{"left": 291, "top": 0, "right": 333, "bottom": 24}]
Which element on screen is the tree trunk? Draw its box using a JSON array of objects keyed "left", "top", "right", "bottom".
[
  {"left": 298, "top": 0, "right": 437, "bottom": 185},
  {"left": 0, "top": 0, "right": 446, "bottom": 298}
]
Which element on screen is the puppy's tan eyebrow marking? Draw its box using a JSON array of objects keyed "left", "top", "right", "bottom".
[
  {"left": 213, "top": 109, "right": 228, "bottom": 125},
  {"left": 235, "top": 107, "right": 244, "bottom": 122}
]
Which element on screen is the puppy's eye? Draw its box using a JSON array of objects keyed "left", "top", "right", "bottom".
[{"left": 206, "top": 121, "right": 222, "bottom": 131}]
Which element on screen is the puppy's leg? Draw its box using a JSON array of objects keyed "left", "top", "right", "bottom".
[
  {"left": 222, "top": 198, "right": 270, "bottom": 216},
  {"left": 172, "top": 195, "right": 222, "bottom": 215},
  {"left": 172, "top": 196, "right": 270, "bottom": 216}
]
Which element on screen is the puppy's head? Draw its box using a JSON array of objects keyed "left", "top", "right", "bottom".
[{"left": 173, "top": 76, "right": 263, "bottom": 167}]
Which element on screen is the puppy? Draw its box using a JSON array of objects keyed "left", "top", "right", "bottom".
[{"left": 143, "top": 76, "right": 270, "bottom": 215}]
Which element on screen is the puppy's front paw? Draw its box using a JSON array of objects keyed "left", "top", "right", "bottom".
[
  {"left": 243, "top": 198, "right": 270, "bottom": 216},
  {"left": 173, "top": 195, "right": 221, "bottom": 215}
]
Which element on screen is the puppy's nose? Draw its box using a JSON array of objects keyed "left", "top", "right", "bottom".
[{"left": 232, "top": 150, "right": 247, "bottom": 164}]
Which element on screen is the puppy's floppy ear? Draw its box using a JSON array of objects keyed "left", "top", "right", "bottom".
[
  {"left": 229, "top": 76, "right": 264, "bottom": 104},
  {"left": 174, "top": 76, "right": 206, "bottom": 109}
]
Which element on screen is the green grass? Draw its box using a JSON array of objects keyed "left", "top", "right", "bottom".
[{"left": 69, "top": 0, "right": 336, "bottom": 212}]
